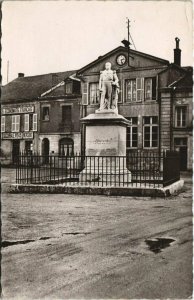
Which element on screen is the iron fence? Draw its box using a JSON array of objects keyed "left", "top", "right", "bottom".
[{"left": 15, "top": 151, "right": 180, "bottom": 188}]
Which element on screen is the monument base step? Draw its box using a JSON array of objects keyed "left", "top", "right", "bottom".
[{"left": 79, "top": 170, "right": 131, "bottom": 185}]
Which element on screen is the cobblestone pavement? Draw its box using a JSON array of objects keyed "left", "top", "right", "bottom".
[{"left": 1, "top": 168, "right": 193, "bottom": 299}]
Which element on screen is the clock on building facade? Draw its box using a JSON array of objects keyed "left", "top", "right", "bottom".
[{"left": 116, "top": 54, "right": 127, "bottom": 66}]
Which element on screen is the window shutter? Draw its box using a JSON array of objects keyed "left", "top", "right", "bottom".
[
  {"left": 15, "top": 115, "right": 20, "bottom": 132},
  {"left": 152, "top": 77, "right": 157, "bottom": 100},
  {"left": 82, "top": 83, "right": 88, "bottom": 105},
  {"left": 11, "top": 115, "right": 15, "bottom": 132},
  {"left": 136, "top": 78, "right": 144, "bottom": 101},
  {"left": 24, "top": 114, "right": 29, "bottom": 131},
  {"left": 33, "top": 114, "right": 37, "bottom": 131},
  {"left": 1, "top": 116, "right": 5, "bottom": 132}
]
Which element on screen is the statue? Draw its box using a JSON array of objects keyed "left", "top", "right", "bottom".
[{"left": 98, "top": 62, "right": 119, "bottom": 112}]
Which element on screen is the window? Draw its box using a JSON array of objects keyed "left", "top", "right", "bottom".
[
  {"left": 175, "top": 106, "right": 187, "bottom": 127},
  {"left": 136, "top": 78, "right": 144, "bottom": 101},
  {"left": 24, "top": 114, "right": 37, "bottom": 131},
  {"left": 126, "top": 79, "right": 136, "bottom": 102},
  {"left": 143, "top": 116, "right": 158, "bottom": 148},
  {"left": 42, "top": 107, "right": 50, "bottom": 121},
  {"left": 24, "top": 114, "right": 29, "bottom": 131},
  {"left": 89, "top": 83, "right": 100, "bottom": 105},
  {"left": 62, "top": 105, "right": 72, "bottom": 124},
  {"left": 59, "top": 138, "right": 74, "bottom": 156},
  {"left": 11, "top": 115, "right": 20, "bottom": 132},
  {"left": 126, "top": 77, "right": 156, "bottom": 102},
  {"left": 144, "top": 77, "right": 156, "bottom": 101},
  {"left": 65, "top": 82, "right": 72, "bottom": 94},
  {"left": 174, "top": 138, "right": 187, "bottom": 146},
  {"left": 82, "top": 83, "right": 88, "bottom": 105},
  {"left": 125, "top": 78, "right": 144, "bottom": 102},
  {"left": 33, "top": 114, "right": 37, "bottom": 131},
  {"left": 1, "top": 116, "right": 5, "bottom": 132},
  {"left": 126, "top": 117, "right": 138, "bottom": 148}
]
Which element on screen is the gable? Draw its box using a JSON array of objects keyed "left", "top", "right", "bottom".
[{"left": 77, "top": 46, "right": 169, "bottom": 75}]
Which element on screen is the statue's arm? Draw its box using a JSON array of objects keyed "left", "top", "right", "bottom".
[
  {"left": 113, "top": 71, "right": 119, "bottom": 86},
  {"left": 99, "top": 72, "right": 103, "bottom": 91}
]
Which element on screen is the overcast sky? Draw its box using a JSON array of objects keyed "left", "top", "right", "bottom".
[{"left": 1, "top": 0, "right": 193, "bottom": 85}]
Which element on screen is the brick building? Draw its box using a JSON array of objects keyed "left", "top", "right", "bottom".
[{"left": 1, "top": 39, "right": 193, "bottom": 169}]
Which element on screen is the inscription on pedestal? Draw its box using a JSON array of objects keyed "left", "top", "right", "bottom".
[
  {"left": 100, "top": 148, "right": 117, "bottom": 156},
  {"left": 87, "top": 149, "right": 97, "bottom": 156},
  {"left": 87, "top": 148, "right": 117, "bottom": 156}
]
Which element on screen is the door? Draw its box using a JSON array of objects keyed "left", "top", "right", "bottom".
[
  {"left": 174, "top": 138, "right": 187, "bottom": 171},
  {"left": 179, "top": 147, "right": 187, "bottom": 171},
  {"left": 12, "top": 140, "right": 20, "bottom": 164},
  {"left": 25, "top": 141, "right": 33, "bottom": 155},
  {"left": 42, "top": 138, "right": 50, "bottom": 164}
]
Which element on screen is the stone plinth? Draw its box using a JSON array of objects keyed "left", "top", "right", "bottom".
[{"left": 80, "top": 110, "right": 131, "bottom": 186}]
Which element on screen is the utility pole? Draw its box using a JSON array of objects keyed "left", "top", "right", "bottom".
[
  {"left": 127, "top": 18, "right": 130, "bottom": 67},
  {"left": 7, "top": 60, "right": 9, "bottom": 83}
]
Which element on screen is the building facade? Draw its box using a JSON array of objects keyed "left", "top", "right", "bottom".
[
  {"left": 1, "top": 71, "right": 81, "bottom": 164},
  {"left": 1, "top": 39, "right": 193, "bottom": 169},
  {"left": 76, "top": 40, "right": 193, "bottom": 170},
  {"left": 1, "top": 102, "right": 39, "bottom": 164},
  {"left": 38, "top": 74, "right": 81, "bottom": 156}
]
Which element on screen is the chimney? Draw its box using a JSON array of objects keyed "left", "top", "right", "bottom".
[
  {"left": 174, "top": 37, "right": 181, "bottom": 66},
  {"left": 18, "top": 73, "right": 25, "bottom": 78},
  {"left": 121, "top": 39, "right": 131, "bottom": 48},
  {"left": 52, "top": 74, "right": 58, "bottom": 86}
]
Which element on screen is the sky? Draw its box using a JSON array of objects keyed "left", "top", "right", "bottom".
[{"left": 1, "top": 0, "right": 193, "bottom": 85}]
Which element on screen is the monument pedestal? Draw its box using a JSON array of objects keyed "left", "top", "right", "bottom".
[{"left": 79, "top": 110, "right": 131, "bottom": 186}]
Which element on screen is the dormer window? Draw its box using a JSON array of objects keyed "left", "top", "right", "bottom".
[{"left": 65, "top": 82, "right": 72, "bottom": 94}]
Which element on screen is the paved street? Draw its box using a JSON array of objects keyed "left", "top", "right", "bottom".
[{"left": 1, "top": 169, "right": 193, "bottom": 299}]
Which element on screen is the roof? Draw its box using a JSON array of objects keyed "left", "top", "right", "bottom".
[
  {"left": 77, "top": 46, "right": 169, "bottom": 74},
  {"left": 1, "top": 70, "right": 76, "bottom": 103},
  {"left": 168, "top": 72, "right": 193, "bottom": 88},
  {"left": 158, "top": 63, "right": 191, "bottom": 75}
]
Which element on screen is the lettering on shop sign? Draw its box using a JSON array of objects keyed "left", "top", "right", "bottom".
[
  {"left": 2, "top": 105, "right": 34, "bottom": 115},
  {"left": 2, "top": 132, "right": 33, "bottom": 139}
]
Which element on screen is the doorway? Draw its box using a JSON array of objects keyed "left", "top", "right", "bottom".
[
  {"left": 25, "top": 141, "right": 33, "bottom": 154},
  {"left": 174, "top": 138, "right": 187, "bottom": 171},
  {"left": 12, "top": 140, "right": 20, "bottom": 164},
  {"left": 42, "top": 138, "right": 50, "bottom": 163},
  {"left": 179, "top": 147, "right": 187, "bottom": 171}
]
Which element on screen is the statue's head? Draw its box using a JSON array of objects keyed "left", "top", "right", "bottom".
[{"left": 105, "top": 62, "right": 111, "bottom": 70}]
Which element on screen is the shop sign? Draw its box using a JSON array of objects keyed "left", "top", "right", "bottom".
[
  {"left": 2, "top": 132, "right": 33, "bottom": 139},
  {"left": 2, "top": 105, "right": 34, "bottom": 115}
]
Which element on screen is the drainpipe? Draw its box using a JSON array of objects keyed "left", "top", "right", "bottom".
[
  {"left": 170, "top": 87, "right": 176, "bottom": 151},
  {"left": 157, "top": 75, "right": 161, "bottom": 155}
]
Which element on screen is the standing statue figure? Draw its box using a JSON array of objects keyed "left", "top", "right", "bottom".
[{"left": 98, "top": 62, "right": 119, "bottom": 112}]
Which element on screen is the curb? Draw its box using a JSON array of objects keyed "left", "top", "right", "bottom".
[{"left": 8, "top": 180, "right": 184, "bottom": 198}]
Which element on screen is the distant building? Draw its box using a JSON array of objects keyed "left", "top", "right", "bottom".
[{"left": 1, "top": 39, "right": 193, "bottom": 170}]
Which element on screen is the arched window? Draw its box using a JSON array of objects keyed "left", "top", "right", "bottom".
[{"left": 59, "top": 138, "right": 74, "bottom": 156}]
